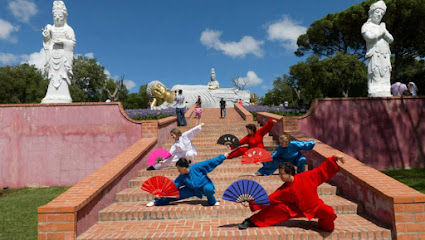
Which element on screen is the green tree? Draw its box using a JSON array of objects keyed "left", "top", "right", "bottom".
[
  {"left": 320, "top": 52, "right": 367, "bottom": 97},
  {"left": 0, "top": 64, "right": 47, "bottom": 104},
  {"left": 71, "top": 56, "right": 109, "bottom": 102},
  {"left": 295, "top": 0, "right": 425, "bottom": 87},
  {"left": 295, "top": 3, "right": 368, "bottom": 59},
  {"left": 122, "top": 84, "right": 150, "bottom": 109},
  {"left": 260, "top": 75, "right": 300, "bottom": 106},
  {"left": 289, "top": 55, "right": 325, "bottom": 105}
]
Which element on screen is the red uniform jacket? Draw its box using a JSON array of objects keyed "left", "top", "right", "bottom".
[
  {"left": 228, "top": 119, "right": 274, "bottom": 159},
  {"left": 250, "top": 156, "right": 340, "bottom": 220}
]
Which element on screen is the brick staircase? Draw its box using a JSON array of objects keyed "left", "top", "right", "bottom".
[{"left": 77, "top": 108, "right": 391, "bottom": 240}]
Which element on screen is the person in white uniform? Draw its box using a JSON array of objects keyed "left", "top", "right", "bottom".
[{"left": 149, "top": 123, "right": 204, "bottom": 170}]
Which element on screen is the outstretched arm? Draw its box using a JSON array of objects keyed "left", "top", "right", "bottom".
[
  {"left": 192, "top": 154, "right": 226, "bottom": 174},
  {"left": 183, "top": 123, "right": 203, "bottom": 140},
  {"left": 304, "top": 156, "right": 341, "bottom": 187},
  {"left": 293, "top": 140, "right": 316, "bottom": 151},
  {"left": 257, "top": 119, "right": 274, "bottom": 137}
]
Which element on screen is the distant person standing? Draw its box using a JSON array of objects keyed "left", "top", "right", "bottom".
[
  {"left": 196, "top": 95, "right": 202, "bottom": 107},
  {"left": 408, "top": 82, "right": 418, "bottom": 96},
  {"left": 238, "top": 99, "right": 243, "bottom": 106},
  {"left": 175, "top": 90, "right": 187, "bottom": 126},
  {"left": 220, "top": 98, "right": 226, "bottom": 118}
]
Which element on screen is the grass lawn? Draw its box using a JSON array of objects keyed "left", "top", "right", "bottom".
[
  {"left": 0, "top": 186, "right": 70, "bottom": 240},
  {"left": 382, "top": 168, "right": 425, "bottom": 194}
]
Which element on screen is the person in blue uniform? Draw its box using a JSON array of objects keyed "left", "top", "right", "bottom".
[
  {"left": 146, "top": 152, "right": 229, "bottom": 207},
  {"left": 253, "top": 134, "right": 315, "bottom": 176}
]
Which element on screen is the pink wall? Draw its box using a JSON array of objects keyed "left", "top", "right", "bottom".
[
  {"left": 0, "top": 103, "right": 143, "bottom": 188},
  {"left": 298, "top": 97, "right": 425, "bottom": 170}
]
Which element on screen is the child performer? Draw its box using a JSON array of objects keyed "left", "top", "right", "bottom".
[
  {"left": 146, "top": 152, "right": 229, "bottom": 207},
  {"left": 253, "top": 134, "right": 315, "bottom": 176},
  {"left": 227, "top": 119, "right": 276, "bottom": 159},
  {"left": 238, "top": 155, "right": 345, "bottom": 231},
  {"left": 194, "top": 103, "right": 202, "bottom": 125},
  {"left": 148, "top": 123, "right": 204, "bottom": 170}
]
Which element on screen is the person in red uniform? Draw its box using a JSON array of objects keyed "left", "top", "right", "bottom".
[
  {"left": 227, "top": 119, "right": 275, "bottom": 159},
  {"left": 238, "top": 155, "right": 345, "bottom": 231}
]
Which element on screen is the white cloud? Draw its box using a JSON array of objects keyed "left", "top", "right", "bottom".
[
  {"left": 267, "top": 16, "right": 307, "bottom": 51},
  {"left": 0, "top": 19, "right": 19, "bottom": 42},
  {"left": 9, "top": 0, "right": 38, "bottom": 23},
  {"left": 104, "top": 69, "right": 111, "bottom": 78},
  {"left": 123, "top": 80, "right": 136, "bottom": 90},
  {"left": 200, "top": 29, "right": 264, "bottom": 58},
  {"left": 0, "top": 53, "right": 21, "bottom": 65},
  {"left": 0, "top": 48, "right": 45, "bottom": 68},
  {"left": 84, "top": 53, "right": 95, "bottom": 59},
  {"left": 22, "top": 48, "right": 45, "bottom": 70},
  {"left": 235, "top": 71, "right": 263, "bottom": 87}
]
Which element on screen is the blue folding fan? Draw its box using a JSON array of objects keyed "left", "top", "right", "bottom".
[{"left": 222, "top": 179, "right": 269, "bottom": 205}]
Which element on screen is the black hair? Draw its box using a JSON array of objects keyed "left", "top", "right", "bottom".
[
  {"left": 176, "top": 158, "right": 191, "bottom": 168},
  {"left": 178, "top": 89, "right": 183, "bottom": 94},
  {"left": 278, "top": 162, "right": 296, "bottom": 176},
  {"left": 245, "top": 124, "right": 257, "bottom": 134}
]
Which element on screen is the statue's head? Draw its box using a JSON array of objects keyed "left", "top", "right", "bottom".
[
  {"left": 147, "top": 80, "right": 168, "bottom": 99},
  {"left": 368, "top": 0, "right": 386, "bottom": 24},
  {"left": 210, "top": 68, "right": 216, "bottom": 81},
  {"left": 52, "top": 1, "right": 67, "bottom": 26}
]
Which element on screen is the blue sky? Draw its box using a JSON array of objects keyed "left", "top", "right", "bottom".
[{"left": 0, "top": 0, "right": 364, "bottom": 97}]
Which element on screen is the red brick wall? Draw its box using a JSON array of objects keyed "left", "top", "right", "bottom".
[
  {"left": 0, "top": 102, "right": 142, "bottom": 188},
  {"left": 298, "top": 97, "right": 425, "bottom": 170}
]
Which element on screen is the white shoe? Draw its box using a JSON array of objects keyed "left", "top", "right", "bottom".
[
  {"left": 146, "top": 201, "right": 155, "bottom": 207},
  {"left": 252, "top": 171, "right": 262, "bottom": 176},
  {"left": 214, "top": 201, "right": 220, "bottom": 206}
]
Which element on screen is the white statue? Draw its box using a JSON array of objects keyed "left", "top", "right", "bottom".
[
  {"left": 41, "top": 1, "right": 76, "bottom": 103},
  {"left": 147, "top": 80, "right": 250, "bottom": 109},
  {"left": 361, "top": 0, "right": 394, "bottom": 97},
  {"left": 208, "top": 68, "right": 220, "bottom": 90}
]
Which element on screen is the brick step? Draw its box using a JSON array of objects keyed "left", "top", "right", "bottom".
[
  {"left": 161, "top": 145, "right": 278, "bottom": 153},
  {"left": 130, "top": 174, "right": 306, "bottom": 188},
  {"left": 162, "top": 138, "right": 277, "bottom": 146},
  {"left": 151, "top": 157, "right": 255, "bottom": 166},
  {"left": 175, "top": 126, "right": 263, "bottom": 133},
  {"left": 163, "top": 135, "right": 276, "bottom": 142},
  {"left": 116, "top": 183, "right": 336, "bottom": 202},
  {"left": 138, "top": 164, "right": 264, "bottom": 177},
  {"left": 99, "top": 195, "right": 358, "bottom": 221},
  {"left": 77, "top": 215, "right": 391, "bottom": 240}
]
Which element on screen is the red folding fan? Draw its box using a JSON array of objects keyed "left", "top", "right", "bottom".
[
  {"left": 241, "top": 147, "right": 273, "bottom": 164},
  {"left": 140, "top": 176, "right": 180, "bottom": 199}
]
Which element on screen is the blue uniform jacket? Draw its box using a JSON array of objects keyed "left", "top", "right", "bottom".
[
  {"left": 173, "top": 154, "right": 226, "bottom": 190},
  {"left": 271, "top": 140, "right": 316, "bottom": 163}
]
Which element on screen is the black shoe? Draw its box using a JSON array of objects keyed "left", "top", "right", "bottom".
[
  {"left": 238, "top": 218, "right": 256, "bottom": 230},
  {"left": 146, "top": 166, "right": 155, "bottom": 171}
]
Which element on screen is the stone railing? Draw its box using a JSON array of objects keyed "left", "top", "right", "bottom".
[
  {"left": 234, "top": 104, "right": 253, "bottom": 121},
  {"left": 256, "top": 112, "right": 284, "bottom": 140}
]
